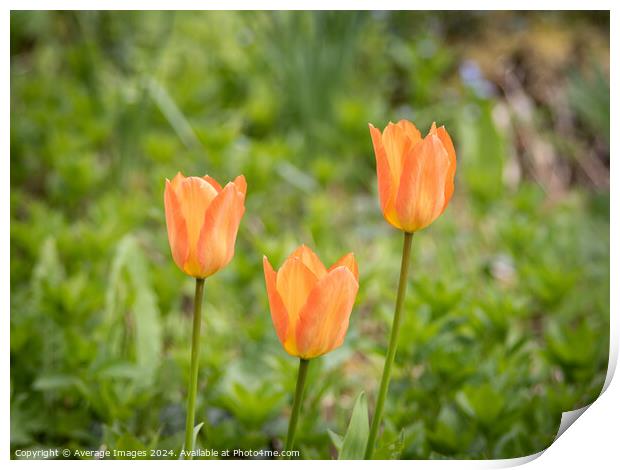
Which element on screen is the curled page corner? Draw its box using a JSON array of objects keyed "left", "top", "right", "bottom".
[
  {"left": 490, "top": 450, "right": 544, "bottom": 468},
  {"left": 552, "top": 332, "right": 617, "bottom": 443},
  {"left": 490, "top": 330, "right": 617, "bottom": 468},
  {"left": 554, "top": 405, "right": 590, "bottom": 442}
]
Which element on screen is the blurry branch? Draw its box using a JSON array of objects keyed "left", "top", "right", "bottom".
[
  {"left": 500, "top": 68, "right": 571, "bottom": 199},
  {"left": 566, "top": 66, "right": 610, "bottom": 189},
  {"left": 146, "top": 77, "right": 205, "bottom": 153},
  {"left": 573, "top": 148, "right": 610, "bottom": 189},
  {"left": 548, "top": 76, "right": 609, "bottom": 190},
  {"left": 568, "top": 65, "right": 610, "bottom": 145}
]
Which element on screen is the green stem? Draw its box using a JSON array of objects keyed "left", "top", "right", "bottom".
[
  {"left": 285, "top": 358, "right": 310, "bottom": 458},
  {"left": 184, "top": 277, "right": 205, "bottom": 459},
  {"left": 365, "top": 231, "right": 414, "bottom": 459}
]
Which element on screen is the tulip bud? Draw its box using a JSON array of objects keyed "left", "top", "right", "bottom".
[
  {"left": 164, "top": 172, "right": 246, "bottom": 279},
  {"left": 369, "top": 120, "right": 456, "bottom": 233},
  {"left": 263, "top": 245, "right": 359, "bottom": 359}
]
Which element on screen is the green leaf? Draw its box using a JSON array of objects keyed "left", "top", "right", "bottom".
[
  {"left": 339, "top": 392, "right": 369, "bottom": 460},
  {"left": 374, "top": 429, "right": 405, "bottom": 459},
  {"left": 192, "top": 422, "right": 204, "bottom": 450},
  {"left": 427, "top": 405, "right": 468, "bottom": 455},
  {"left": 327, "top": 429, "right": 343, "bottom": 453},
  {"left": 98, "top": 362, "right": 141, "bottom": 380},
  {"left": 33, "top": 374, "right": 88, "bottom": 396},
  {"left": 178, "top": 422, "right": 204, "bottom": 460},
  {"left": 104, "top": 235, "right": 162, "bottom": 388},
  {"left": 455, "top": 383, "right": 505, "bottom": 428}
]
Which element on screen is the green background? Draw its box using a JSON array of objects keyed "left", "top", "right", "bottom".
[{"left": 10, "top": 11, "right": 609, "bottom": 459}]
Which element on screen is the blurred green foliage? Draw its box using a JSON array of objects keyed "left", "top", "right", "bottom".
[{"left": 11, "top": 11, "right": 609, "bottom": 460}]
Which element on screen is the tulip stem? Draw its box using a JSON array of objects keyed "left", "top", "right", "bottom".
[
  {"left": 365, "top": 231, "right": 414, "bottom": 459},
  {"left": 184, "top": 277, "right": 205, "bottom": 459},
  {"left": 285, "top": 358, "right": 310, "bottom": 458}
]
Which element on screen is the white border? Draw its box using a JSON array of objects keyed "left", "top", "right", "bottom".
[
  {"left": 3, "top": 3, "right": 616, "bottom": 468},
  {"left": 3, "top": 1, "right": 616, "bottom": 11}
]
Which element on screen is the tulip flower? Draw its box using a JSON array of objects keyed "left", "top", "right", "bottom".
[
  {"left": 263, "top": 245, "right": 359, "bottom": 359},
  {"left": 369, "top": 120, "right": 456, "bottom": 233},
  {"left": 365, "top": 120, "right": 457, "bottom": 459},
  {"left": 263, "top": 245, "right": 359, "bottom": 455},
  {"left": 164, "top": 172, "right": 246, "bottom": 459},
  {"left": 164, "top": 172, "right": 247, "bottom": 279}
]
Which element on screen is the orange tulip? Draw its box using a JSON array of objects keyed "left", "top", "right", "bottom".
[
  {"left": 369, "top": 120, "right": 457, "bottom": 233},
  {"left": 263, "top": 245, "right": 359, "bottom": 359},
  {"left": 164, "top": 172, "right": 246, "bottom": 279}
]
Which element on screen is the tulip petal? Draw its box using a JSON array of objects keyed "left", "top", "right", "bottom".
[
  {"left": 164, "top": 179, "right": 189, "bottom": 270},
  {"left": 296, "top": 267, "right": 359, "bottom": 359},
  {"left": 170, "top": 171, "right": 186, "bottom": 191},
  {"left": 329, "top": 252, "right": 359, "bottom": 282},
  {"left": 395, "top": 134, "right": 450, "bottom": 232},
  {"left": 276, "top": 255, "right": 318, "bottom": 321},
  {"left": 382, "top": 123, "right": 410, "bottom": 186},
  {"left": 195, "top": 182, "right": 245, "bottom": 277},
  {"left": 369, "top": 123, "right": 392, "bottom": 215},
  {"left": 289, "top": 244, "right": 327, "bottom": 279},
  {"left": 233, "top": 174, "right": 247, "bottom": 197},
  {"left": 202, "top": 175, "right": 223, "bottom": 193},
  {"left": 397, "top": 119, "right": 422, "bottom": 145},
  {"left": 176, "top": 177, "right": 219, "bottom": 252},
  {"left": 435, "top": 126, "right": 457, "bottom": 211},
  {"left": 263, "top": 256, "right": 289, "bottom": 347}
]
